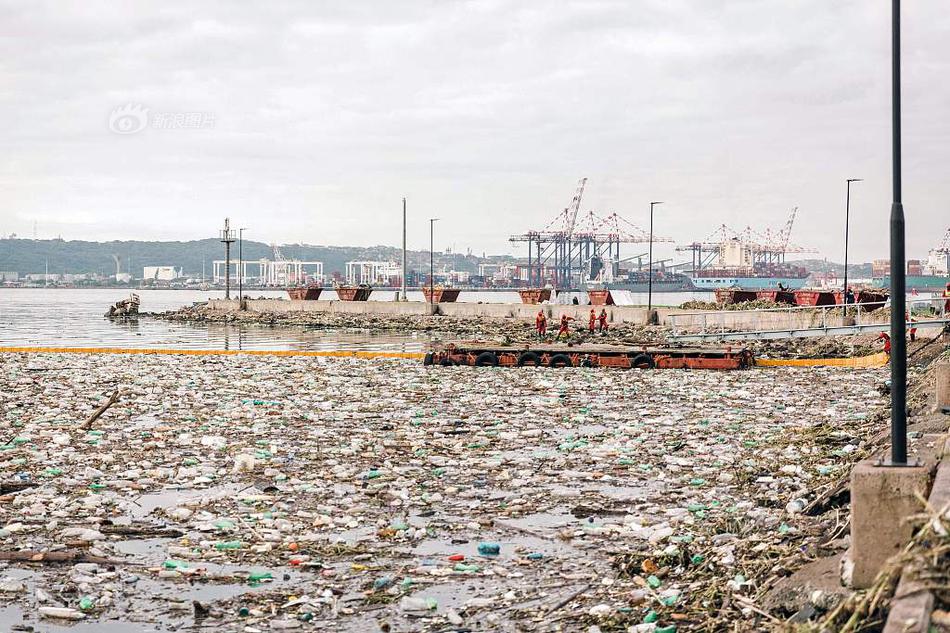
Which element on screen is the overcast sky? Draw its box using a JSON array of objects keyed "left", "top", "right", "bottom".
[{"left": 1, "top": 1, "right": 948, "bottom": 263}]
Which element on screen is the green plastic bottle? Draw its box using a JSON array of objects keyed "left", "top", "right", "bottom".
[{"left": 215, "top": 540, "right": 242, "bottom": 551}]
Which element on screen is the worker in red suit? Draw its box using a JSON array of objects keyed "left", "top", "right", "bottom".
[
  {"left": 557, "top": 314, "right": 574, "bottom": 340},
  {"left": 906, "top": 310, "right": 917, "bottom": 342},
  {"left": 878, "top": 332, "right": 891, "bottom": 355},
  {"left": 598, "top": 308, "right": 609, "bottom": 333},
  {"left": 944, "top": 283, "right": 950, "bottom": 316},
  {"left": 535, "top": 310, "right": 547, "bottom": 340},
  {"left": 588, "top": 309, "right": 596, "bottom": 334}
]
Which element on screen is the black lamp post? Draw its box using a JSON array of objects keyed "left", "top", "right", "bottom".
[
  {"left": 843, "top": 179, "right": 862, "bottom": 316},
  {"left": 888, "top": 0, "right": 908, "bottom": 465},
  {"left": 647, "top": 201, "right": 663, "bottom": 315},
  {"left": 238, "top": 227, "right": 247, "bottom": 307},
  {"left": 429, "top": 218, "right": 439, "bottom": 306}
]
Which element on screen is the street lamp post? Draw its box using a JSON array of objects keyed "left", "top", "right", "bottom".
[
  {"left": 429, "top": 218, "right": 439, "bottom": 308},
  {"left": 888, "top": 0, "right": 908, "bottom": 465},
  {"left": 401, "top": 198, "right": 408, "bottom": 302},
  {"left": 843, "top": 179, "right": 862, "bottom": 317},
  {"left": 238, "top": 227, "right": 247, "bottom": 308},
  {"left": 647, "top": 201, "right": 663, "bottom": 317}
]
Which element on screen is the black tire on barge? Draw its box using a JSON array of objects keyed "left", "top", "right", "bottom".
[
  {"left": 548, "top": 353, "right": 573, "bottom": 368},
  {"left": 474, "top": 351, "right": 499, "bottom": 367},
  {"left": 631, "top": 353, "right": 655, "bottom": 369},
  {"left": 517, "top": 351, "right": 542, "bottom": 367}
]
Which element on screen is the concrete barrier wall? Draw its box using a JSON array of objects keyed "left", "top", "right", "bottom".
[
  {"left": 207, "top": 299, "right": 652, "bottom": 324},
  {"left": 207, "top": 299, "right": 435, "bottom": 316},
  {"left": 437, "top": 303, "right": 650, "bottom": 324},
  {"left": 204, "top": 298, "right": 889, "bottom": 331},
  {"left": 667, "top": 309, "right": 850, "bottom": 331}
]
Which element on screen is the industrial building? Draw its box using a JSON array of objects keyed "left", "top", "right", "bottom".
[
  {"left": 344, "top": 261, "right": 402, "bottom": 286},
  {"left": 143, "top": 266, "right": 182, "bottom": 281}
]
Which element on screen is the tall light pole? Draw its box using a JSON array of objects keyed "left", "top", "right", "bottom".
[
  {"left": 888, "top": 0, "right": 907, "bottom": 465},
  {"left": 219, "top": 218, "right": 236, "bottom": 300},
  {"left": 647, "top": 201, "right": 663, "bottom": 316},
  {"left": 402, "top": 198, "right": 408, "bottom": 301},
  {"left": 429, "top": 218, "right": 439, "bottom": 307},
  {"left": 238, "top": 227, "right": 247, "bottom": 307},
  {"left": 843, "top": 179, "right": 862, "bottom": 316}
]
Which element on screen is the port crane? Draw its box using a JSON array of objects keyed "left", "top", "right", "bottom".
[
  {"left": 676, "top": 208, "right": 817, "bottom": 272},
  {"left": 510, "top": 179, "right": 671, "bottom": 288}
]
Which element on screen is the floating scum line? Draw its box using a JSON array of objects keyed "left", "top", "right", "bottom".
[
  {"left": 755, "top": 351, "right": 889, "bottom": 368},
  {"left": 0, "top": 346, "right": 425, "bottom": 360}
]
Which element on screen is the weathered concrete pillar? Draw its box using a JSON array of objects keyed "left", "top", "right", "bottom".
[
  {"left": 936, "top": 363, "right": 950, "bottom": 410},
  {"left": 846, "top": 460, "right": 933, "bottom": 588}
]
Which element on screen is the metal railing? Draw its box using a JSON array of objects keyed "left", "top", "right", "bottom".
[{"left": 668, "top": 297, "right": 949, "bottom": 342}]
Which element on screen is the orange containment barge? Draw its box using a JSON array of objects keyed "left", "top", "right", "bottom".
[
  {"left": 587, "top": 289, "right": 615, "bottom": 306},
  {"left": 422, "top": 288, "right": 461, "bottom": 303},
  {"left": 425, "top": 342, "right": 753, "bottom": 370},
  {"left": 286, "top": 286, "right": 323, "bottom": 300},
  {"left": 755, "top": 290, "right": 796, "bottom": 304},
  {"left": 335, "top": 286, "right": 373, "bottom": 301},
  {"left": 793, "top": 290, "right": 842, "bottom": 306},
  {"left": 715, "top": 289, "right": 759, "bottom": 304},
  {"left": 518, "top": 289, "right": 552, "bottom": 304}
]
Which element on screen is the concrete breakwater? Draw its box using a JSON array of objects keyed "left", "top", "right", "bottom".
[{"left": 204, "top": 298, "right": 873, "bottom": 331}]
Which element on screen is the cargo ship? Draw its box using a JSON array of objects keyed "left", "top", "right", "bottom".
[
  {"left": 687, "top": 263, "right": 810, "bottom": 291},
  {"left": 585, "top": 255, "right": 697, "bottom": 292},
  {"left": 870, "top": 275, "right": 950, "bottom": 293},
  {"left": 587, "top": 270, "right": 697, "bottom": 293}
]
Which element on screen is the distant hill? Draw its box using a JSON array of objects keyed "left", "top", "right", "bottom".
[{"left": 0, "top": 238, "right": 497, "bottom": 277}]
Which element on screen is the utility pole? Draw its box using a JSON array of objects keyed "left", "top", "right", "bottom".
[
  {"left": 843, "top": 178, "right": 862, "bottom": 317},
  {"left": 238, "top": 227, "right": 247, "bottom": 308},
  {"left": 220, "top": 218, "right": 236, "bottom": 300},
  {"left": 647, "top": 202, "right": 663, "bottom": 316},
  {"left": 888, "top": 0, "right": 907, "bottom": 465},
  {"left": 429, "top": 218, "right": 439, "bottom": 307},
  {"left": 402, "top": 198, "right": 408, "bottom": 301}
]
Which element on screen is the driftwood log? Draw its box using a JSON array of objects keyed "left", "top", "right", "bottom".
[
  {"left": 0, "top": 550, "right": 121, "bottom": 565},
  {"left": 82, "top": 390, "right": 120, "bottom": 430}
]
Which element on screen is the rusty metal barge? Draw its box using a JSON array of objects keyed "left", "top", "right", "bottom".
[{"left": 425, "top": 342, "right": 752, "bottom": 370}]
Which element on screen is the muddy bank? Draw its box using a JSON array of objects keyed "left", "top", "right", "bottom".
[{"left": 0, "top": 351, "right": 911, "bottom": 631}]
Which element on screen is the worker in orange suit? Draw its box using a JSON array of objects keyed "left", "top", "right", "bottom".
[
  {"left": 535, "top": 310, "right": 547, "bottom": 340},
  {"left": 905, "top": 310, "right": 917, "bottom": 342},
  {"left": 557, "top": 314, "right": 574, "bottom": 340},
  {"left": 598, "top": 308, "right": 609, "bottom": 333},
  {"left": 588, "top": 309, "right": 596, "bottom": 334},
  {"left": 878, "top": 332, "right": 891, "bottom": 355}
]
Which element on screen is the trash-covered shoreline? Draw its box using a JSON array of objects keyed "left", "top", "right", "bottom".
[
  {"left": 152, "top": 304, "right": 670, "bottom": 347},
  {"left": 151, "top": 303, "right": 895, "bottom": 360},
  {"left": 0, "top": 351, "right": 914, "bottom": 631}
]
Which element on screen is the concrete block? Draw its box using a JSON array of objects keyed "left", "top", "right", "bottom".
[
  {"left": 847, "top": 460, "right": 933, "bottom": 589},
  {"left": 936, "top": 364, "right": 950, "bottom": 410}
]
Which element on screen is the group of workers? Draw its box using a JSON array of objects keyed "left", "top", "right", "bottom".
[{"left": 535, "top": 308, "right": 609, "bottom": 341}]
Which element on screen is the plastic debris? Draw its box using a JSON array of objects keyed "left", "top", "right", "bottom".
[{"left": 0, "top": 348, "right": 900, "bottom": 630}]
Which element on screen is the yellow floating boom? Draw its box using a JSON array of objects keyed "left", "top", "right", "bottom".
[
  {"left": 0, "top": 346, "right": 425, "bottom": 360},
  {"left": 754, "top": 351, "right": 888, "bottom": 368}
]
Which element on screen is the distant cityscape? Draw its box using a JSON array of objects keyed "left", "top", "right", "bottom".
[{"left": 0, "top": 223, "right": 946, "bottom": 291}]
